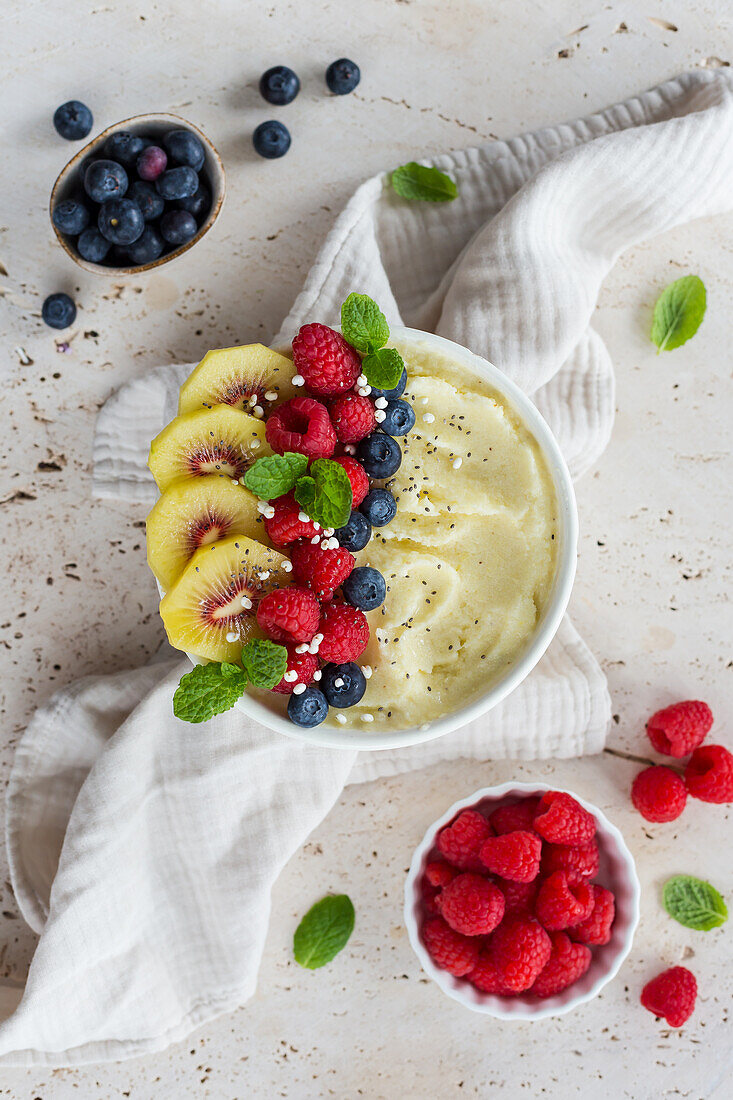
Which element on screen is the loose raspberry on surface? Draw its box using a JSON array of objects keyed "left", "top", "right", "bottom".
[
  {"left": 684, "top": 744, "right": 733, "bottom": 804},
  {"left": 469, "top": 950, "right": 510, "bottom": 995},
  {"left": 640, "top": 966, "right": 697, "bottom": 1028},
  {"left": 531, "top": 932, "right": 592, "bottom": 998},
  {"left": 291, "top": 540, "right": 355, "bottom": 600},
  {"left": 569, "top": 884, "right": 615, "bottom": 945},
  {"left": 631, "top": 765, "right": 687, "bottom": 822},
  {"left": 646, "top": 700, "right": 713, "bottom": 758},
  {"left": 425, "top": 861, "right": 457, "bottom": 889},
  {"left": 271, "top": 645, "right": 319, "bottom": 694},
  {"left": 265, "top": 395, "right": 336, "bottom": 459},
  {"left": 535, "top": 871, "right": 595, "bottom": 931},
  {"left": 329, "top": 392, "right": 376, "bottom": 444},
  {"left": 533, "top": 791, "right": 596, "bottom": 846},
  {"left": 438, "top": 872, "right": 505, "bottom": 937},
  {"left": 488, "top": 797, "right": 540, "bottom": 836},
  {"left": 542, "top": 841, "right": 600, "bottom": 884},
  {"left": 256, "top": 586, "right": 320, "bottom": 644},
  {"left": 488, "top": 917, "right": 552, "bottom": 993},
  {"left": 479, "top": 831, "right": 542, "bottom": 883},
  {"left": 292, "top": 323, "right": 362, "bottom": 396},
  {"left": 422, "top": 916, "right": 479, "bottom": 977},
  {"left": 264, "top": 492, "right": 320, "bottom": 547},
  {"left": 497, "top": 878, "right": 539, "bottom": 917},
  {"left": 436, "top": 809, "right": 491, "bottom": 872},
  {"left": 317, "top": 602, "right": 370, "bottom": 663}
]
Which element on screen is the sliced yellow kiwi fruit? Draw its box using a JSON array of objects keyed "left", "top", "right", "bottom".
[
  {"left": 177, "top": 344, "right": 297, "bottom": 415},
  {"left": 160, "top": 534, "right": 292, "bottom": 664},
  {"left": 148, "top": 404, "right": 271, "bottom": 492},
  {"left": 146, "top": 476, "right": 265, "bottom": 591}
]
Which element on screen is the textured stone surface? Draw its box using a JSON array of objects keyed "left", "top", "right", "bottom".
[{"left": 1, "top": 0, "right": 731, "bottom": 1094}]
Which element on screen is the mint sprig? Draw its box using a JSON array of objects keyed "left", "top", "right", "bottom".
[
  {"left": 341, "top": 293, "right": 390, "bottom": 354},
  {"left": 391, "top": 162, "right": 458, "bottom": 203},
  {"left": 362, "top": 347, "right": 404, "bottom": 391},
  {"left": 243, "top": 452, "right": 309, "bottom": 500},
  {"left": 651, "top": 275, "right": 706, "bottom": 353},
  {"left": 663, "top": 875, "right": 728, "bottom": 931},
  {"left": 293, "top": 894, "right": 355, "bottom": 969},
  {"left": 241, "top": 638, "right": 288, "bottom": 690},
  {"left": 294, "top": 458, "right": 352, "bottom": 529},
  {"left": 173, "top": 662, "right": 248, "bottom": 723}
]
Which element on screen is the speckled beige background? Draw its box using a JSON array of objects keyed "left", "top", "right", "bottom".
[{"left": 1, "top": 0, "right": 732, "bottom": 1096}]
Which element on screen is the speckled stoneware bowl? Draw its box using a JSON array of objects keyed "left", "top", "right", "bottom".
[
  {"left": 404, "top": 783, "right": 641, "bottom": 1019},
  {"left": 50, "top": 112, "right": 225, "bottom": 275}
]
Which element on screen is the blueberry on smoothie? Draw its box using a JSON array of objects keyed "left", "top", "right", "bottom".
[
  {"left": 53, "top": 100, "right": 93, "bottom": 140},
  {"left": 343, "top": 567, "right": 386, "bottom": 611},
  {"left": 334, "top": 510, "right": 371, "bottom": 552},
  {"left": 287, "top": 687, "right": 329, "bottom": 727},
  {"left": 360, "top": 488, "right": 397, "bottom": 528},
  {"left": 356, "top": 433, "right": 402, "bottom": 478},
  {"left": 369, "top": 367, "right": 407, "bottom": 401},
  {"left": 380, "top": 399, "right": 415, "bottom": 437},
  {"left": 320, "top": 663, "right": 367, "bottom": 708}
]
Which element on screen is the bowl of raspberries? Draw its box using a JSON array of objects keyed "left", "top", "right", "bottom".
[{"left": 404, "top": 783, "right": 640, "bottom": 1017}]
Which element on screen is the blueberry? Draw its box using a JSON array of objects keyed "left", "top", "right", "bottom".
[
  {"left": 334, "top": 509, "right": 371, "bottom": 551},
  {"left": 84, "top": 159, "right": 128, "bottom": 203},
  {"left": 129, "top": 180, "right": 165, "bottom": 221},
  {"left": 325, "top": 58, "right": 361, "bottom": 95},
  {"left": 126, "top": 225, "right": 165, "bottom": 265},
  {"left": 53, "top": 100, "right": 93, "bottom": 140},
  {"left": 369, "top": 367, "right": 407, "bottom": 401},
  {"left": 136, "top": 145, "right": 167, "bottom": 181},
  {"left": 356, "top": 432, "right": 402, "bottom": 478},
  {"left": 102, "top": 131, "right": 145, "bottom": 166},
  {"left": 156, "top": 166, "right": 200, "bottom": 200},
  {"left": 253, "top": 120, "right": 291, "bottom": 159},
  {"left": 287, "top": 686, "right": 329, "bottom": 727},
  {"left": 163, "top": 129, "right": 205, "bottom": 171},
  {"left": 360, "top": 488, "right": 397, "bottom": 528},
  {"left": 77, "top": 227, "right": 111, "bottom": 263},
  {"left": 320, "top": 663, "right": 367, "bottom": 708},
  {"left": 178, "top": 184, "right": 211, "bottom": 219},
  {"left": 42, "top": 293, "right": 76, "bottom": 329},
  {"left": 98, "top": 198, "right": 144, "bottom": 245},
  {"left": 380, "top": 399, "right": 415, "bottom": 436},
  {"left": 259, "top": 65, "right": 300, "bottom": 105},
  {"left": 160, "top": 209, "right": 197, "bottom": 246},
  {"left": 343, "top": 566, "right": 386, "bottom": 611},
  {"left": 52, "top": 199, "right": 90, "bottom": 236}
]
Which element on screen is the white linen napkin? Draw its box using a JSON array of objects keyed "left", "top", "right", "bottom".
[{"left": 1, "top": 70, "right": 731, "bottom": 1064}]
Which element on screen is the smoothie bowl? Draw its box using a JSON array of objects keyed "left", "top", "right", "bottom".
[{"left": 146, "top": 296, "right": 576, "bottom": 749}]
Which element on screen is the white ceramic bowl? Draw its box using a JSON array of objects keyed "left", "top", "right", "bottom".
[{"left": 404, "top": 783, "right": 641, "bottom": 1019}]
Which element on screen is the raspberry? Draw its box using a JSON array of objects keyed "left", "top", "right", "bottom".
[
  {"left": 292, "top": 323, "right": 362, "bottom": 396},
  {"left": 646, "top": 700, "right": 713, "bottom": 758},
  {"left": 497, "top": 878, "right": 538, "bottom": 916},
  {"left": 291, "top": 540, "right": 355, "bottom": 601},
  {"left": 438, "top": 873, "right": 505, "bottom": 936},
  {"left": 436, "top": 809, "right": 491, "bottom": 872},
  {"left": 640, "top": 966, "right": 697, "bottom": 1027},
  {"left": 265, "top": 396, "right": 336, "bottom": 459},
  {"left": 329, "top": 392, "right": 376, "bottom": 444},
  {"left": 479, "top": 831, "right": 542, "bottom": 883},
  {"left": 569, "top": 884, "right": 615, "bottom": 945},
  {"left": 422, "top": 916, "right": 479, "bottom": 977},
  {"left": 531, "top": 932, "right": 592, "bottom": 998},
  {"left": 535, "top": 871, "right": 594, "bottom": 931},
  {"left": 264, "top": 492, "right": 319, "bottom": 547},
  {"left": 631, "top": 765, "right": 687, "bottom": 822},
  {"left": 425, "top": 861, "right": 457, "bottom": 889},
  {"left": 685, "top": 744, "right": 733, "bottom": 804},
  {"left": 489, "top": 797, "right": 540, "bottom": 835},
  {"left": 533, "top": 791, "right": 596, "bottom": 846},
  {"left": 421, "top": 881, "right": 442, "bottom": 915},
  {"left": 271, "top": 645, "right": 319, "bottom": 694},
  {"left": 317, "top": 602, "right": 369, "bottom": 663},
  {"left": 489, "top": 917, "right": 552, "bottom": 993},
  {"left": 332, "top": 455, "right": 370, "bottom": 507},
  {"left": 542, "top": 841, "right": 600, "bottom": 884},
  {"left": 256, "top": 586, "right": 320, "bottom": 644},
  {"left": 469, "top": 950, "right": 510, "bottom": 994}
]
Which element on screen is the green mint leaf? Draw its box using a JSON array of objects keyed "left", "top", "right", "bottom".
[
  {"left": 241, "top": 638, "right": 288, "bottom": 690},
  {"left": 362, "top": 347, "right": 405, "bottom": 392},
  {"left": 296, "top": 459, "right": 352, "bottom": 529},
  {"left": 293, "top": 475, "right": 316, "bottom": 516},
  {"left": 651, "top": 275, "right": 706, "bottom": 353},
  {"left": 293, "top": 894, "right": 355, "bottom": 969},
  {"left": 173, "top": 662, "right": 247, "bottom": 723},
  {"left": 340, "top": 293, "right": 390, "bottom": 354},
  {"left": 391, "top": 162, "right": 458, "bottom": 203},
  {"left": 663, "top": 875, "right": 728, "bottom": 931},
  {"left": 243, "top": 452, "right": 309, "bottom": 500}
]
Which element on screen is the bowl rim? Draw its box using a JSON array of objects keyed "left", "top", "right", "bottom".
[
  {"left": 50, "top": 112, "right": 225, "bottom": 276},
  {"left": 403, "top": 782, "right": 641, "bottom": 1019}
]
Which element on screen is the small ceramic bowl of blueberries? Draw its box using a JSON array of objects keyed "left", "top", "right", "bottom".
[{"left": 50, "top": 111, "right": 225, "bottom": 275}]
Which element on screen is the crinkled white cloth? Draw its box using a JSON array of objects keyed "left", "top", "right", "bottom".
[{"left": 2, "top": 71, "right": 732, "bottom": 1064}]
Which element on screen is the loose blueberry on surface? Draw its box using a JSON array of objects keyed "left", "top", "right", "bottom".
[
  {"left": 129, "top": 180, "right": 165, "bottom": 221},
  {"left": 369, "top": 367, "right": 407, "bottom": 401},
  {"left": 53, "top": 100, "right": 93, "bottom": 140},
  {"left": 252, "top": 120, "right": 291, "bottom": 159},
  {"left": 320, "top": 663, "right": 367, "bottom": 708},
  {"left": 42, "top": 293, "right": 76, "bottom": 329},
  {"left": 259, "top": 65, "right": 301, "bottom": 105},
  {"left": 84, "top": 159, "right": 128, "bottom": 203},
  {"left": 325, "top": 58, "right": 361, "bottom": 95},
  {"left": 163, "top": 129, "right": 205, "bottom": 171},
  {"left": 360, "top": 488, "right": 397, "bottom": 528},
  {"left": 380, "top": 399, "right": 415, "bottom": 436},
  {"left": 126, "top": 225, "right": 165, "bottom": 265},
  {"left": 98, "top": 198, "right": 145, "bottom": 245},
  {"left": 287, "top": 686, "right": 329, "bottom": 727},
  {"left": 334, "top": 509, "right": 371, "bottom": 551},
  {"left": 356, "top": 432, "right": 402, "bottom": 478},
  {"left": 343, "top": 566, "right": 386, "bottom": 611},
  {"left": 136, "top": 145, "right": 167, "bottom": 181},
  {"left": 103, "top": 131, "right": 146, "bottom": 166},
  {"left": 156, "top": 165, "right": 200, "bottom": 200},
  {"left": 177, "top": 183, "right": 211, "bottom": 219},
  {"left": 77, "top": 227, "right": 111, "bottom": 263},
  {"left": 160, "top": 209, "right": 198, "bottom": 246},
  {"left": 52, "top": 199, "right": 90, "bottom": 236}
]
